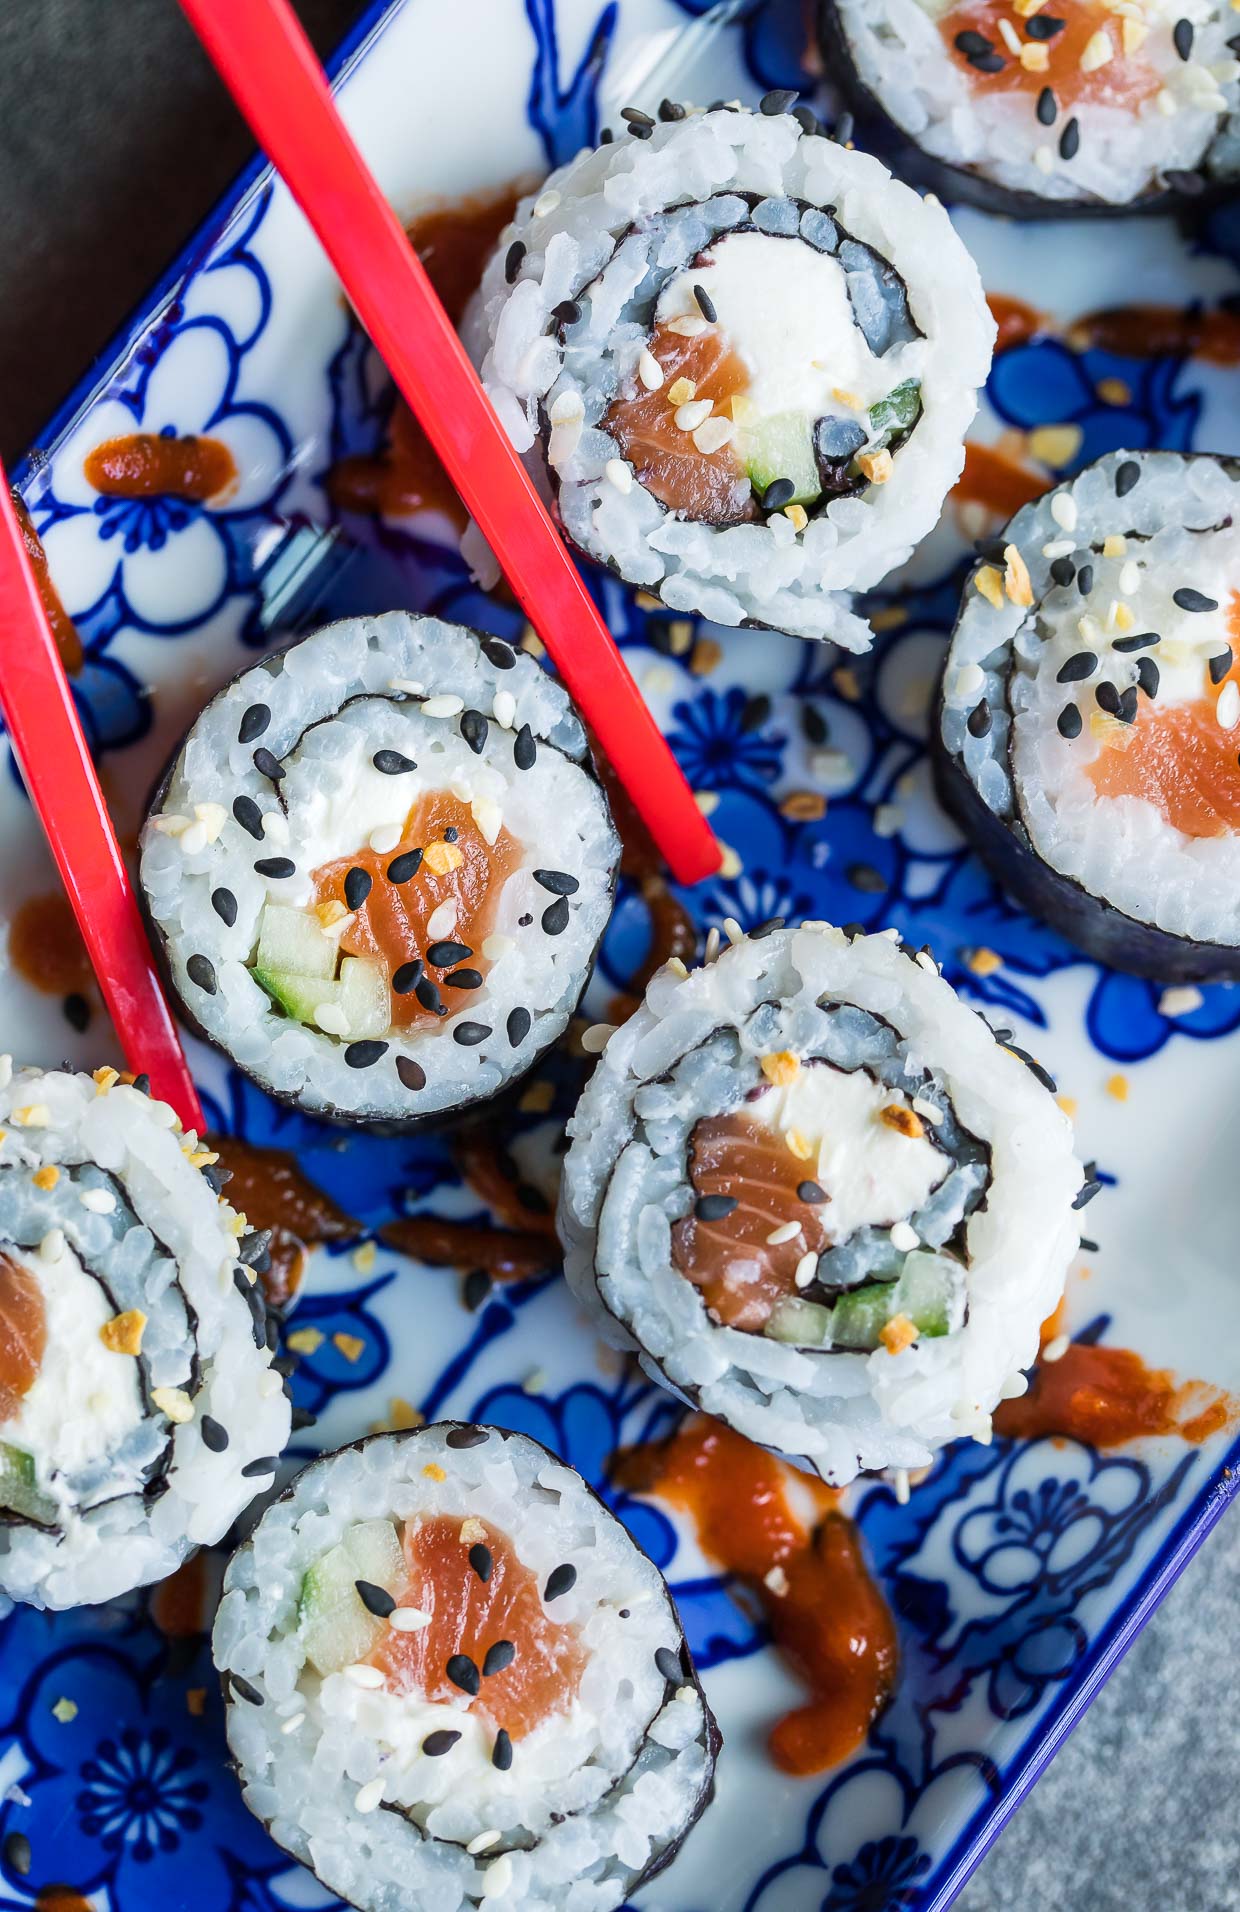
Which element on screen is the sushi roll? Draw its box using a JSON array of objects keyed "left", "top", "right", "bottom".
[
  {"left": 465, "top": 103, "right": 994, "bottom": 647},
  {"left": 0, "top": 1061, "right": 289, "bottom": 1609},
  {"left": 936, "top": 449, "right": 1240, "bottom": 981},
  {"left": 214, "top": 1424, "right": 719, "bottom": 1912},
  {"left": 822, "top": 1, "right": 1240, "bottom": 215},
  {"left": 140, "top": 613, "right": 619, "bottom": 1127},
  {"left": 558, "top": 922, "right": 1081, "bottom": 1485}
]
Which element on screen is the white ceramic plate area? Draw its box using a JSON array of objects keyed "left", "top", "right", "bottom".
[{"left": 1, "top": 3, "right": 1239, "bottom": 1910}]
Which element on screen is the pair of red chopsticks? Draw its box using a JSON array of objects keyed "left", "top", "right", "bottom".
[{"left": 0, "top": 0, "right": 720, "bottom": 1125}]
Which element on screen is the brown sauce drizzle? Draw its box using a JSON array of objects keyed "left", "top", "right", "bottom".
[
  {"left": 987, "top": 293, "right": 1047, "bottom": 355},
  {"left": 590, "top": 731, "right": 701, "bottom": 1022},
  {"left": 7, "top": 893, "right": 94, "bottom": 997},
  {"left": 150, "top": 1549, "right": 210, "bottom": 1638},
  {"left": 1067, "top": 304, "right": 1240, "bottom": 366},
  {"left": 954, "top": 441, "right": 1051, "bottom": 519},
  {"left": 379, "top": 1213, "right": 557, "bottom": 1285},
  {"left": 327, "top": 186, "right": 524, "bottom": 526},
  {"left": 36, "top": 1893, "right": 97, "bottom": 1912},
  {"left": 207, "top": 1135, "right": 358, "bottom": 1310},
  {"left": 995, "top": 1338, "right": 1235, "bottom": 1448},
  {"left": 83, "top": 432, "right": 237, "bottom": 502},
  {"left": 615, "top": 1417, "right": 897, "bottom": 1776},
  {"left": 454, "top": 1128, "right": 557, "bottom": 1237},
  {"left": 12, "top": 494, "right": 83, "bottom": 673}
]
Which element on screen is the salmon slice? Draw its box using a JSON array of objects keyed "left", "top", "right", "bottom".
[
  {"left": 671, "top": 1111, "right": 834, "bottom": 1330},
  {"left": 0, "top": 1255, "right": 46, "bottom": 1423},
  {"left": 369, "top": 1516, "right": 586, "bottom": 1741},
  {"left": 313, "top": 791, "right": 522, "bottom": 1030},
  {"left": 1087, "top": 597, "right": 1240, "bottom": 838},
  {"left": 605, "top": 324, "right": 757, "bottom": 526},
  {"left": 942, "top": 2, "right": 1160, "bottom": 112}
]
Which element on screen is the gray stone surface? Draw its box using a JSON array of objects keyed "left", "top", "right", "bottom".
[{"left": 1, "top": 5, "right": 1236, "bottom": 1908}]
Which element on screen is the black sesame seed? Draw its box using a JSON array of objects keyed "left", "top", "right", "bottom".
[
  {"left": 427, "top": 939, "right": 472, "bottom": 968},
  {"left": 1003, "top": 1040, "right": 1057, "bottom": 1094},
  {"left": 834, "top": 110, "right": 855, "bottom": 146},
  {"left": 1036, "top": 86, "right": 1057, "bottom": 126},
  {"left": 518, "top": 913, "right": 533, "bottom": 927},
  {"left": 740, "top": 693, "right": 771, "bottom": 733},
  {"left": 1049, "top": 556, "right": 1076, "bottom": 589},
  {"left": 241, "top": 1455, "right": 278, "bottom": 1479},
  {"left": 254, "top": 857, "right": 296, "bottom": 879},
  {"left": 1173, "top": 16, "right": 1193, "bottom": 59},
  {"left": 230, "top": 1673, "right": 263, "bottom": 1705},
  {"left": 792, "top": 104, "right": 821, "bottom": 135},
  {"left": 1059, "top": 117, "right": 1080, "bottom": 161},
  {"left": 802, "top": 702, "right": 829, "bottom": 746},
  {"left": 446, "top": 1653, "right": 480, "bottom": 1696},
  {"left": 387, "top": 848, "right": 423, "bottom": 883},
  {"left": 253, "top": 747, "right": 284, "bottom": 782},
  {"left": 504, "top": 240, "right": 525, "bottom": 283},
  {"left": 238, "top": 703, "right": 270, "bottom": 743},
  {"left": 345, "top": 1040, "right": 388, "bottom": 1067},
  {"left": 291, "top": 1407, "right": 317, "bottom": 1430},
  {"left": 373, "top": 749, "right": 417, "bottom": 775},
  {"left": 954, "top": 28, "right": 992, "bottom": 55},
  {"left": 482, "top": 636, "right": 517, "bottom": 670},
  {"left": 356, "top": 1579, "right": 396, "bottom": 1618},
  {"left": 1112, "top": 630, "right": 1160, "bottom": 653},
  {"left": 542, "top": 896, "right": 570, "bottom": 936},
  {"left": 1095, "top": 680, "right": 1121, "bottom": 715},
  {"left": 693, "top": 283, "right": 718, "bottom": 323},
  {"left": 397, "top": 1056, "right": 427, "bottom": 1092},
  {"left": 233, "top": 794, "right": 264, "bottom": 839},
  {"left": 202, "top": 1163, "right": 230, "bottom": 1196},
  {"left": 4, "top": 1832, "right": 31, "bottom": 1877},
  {"left": 1057, "top": 703, "right": 1084, "bottom": 740},
  {"left": 423, "top": 1729, "right": 461, "bottom": 1757},
  {"left": 659, "top": 98, "right": 686, "bottom": 120},
  {"left": 967, "top": 699, "right": 992, "bottom": 739},
  {"left": 552, "top": 299, "right": 582, "bottom": 326},
  {"left": 446, "top": 1426, "right": 489, "bottom": 1448},
  {"left": 1163, "top": 168, "right": 1205, "bottom": 196},
  {"left": 1026, "top": 12, "right": 1064, "bottom": 37},
  {"left": 187, "top": 953, "right": 217, "bottom": 995},
  {"left": 63, "top": 992, "right": 90, "bottom": 1032},
  {"left": 797, "top": 1180, "right": 828, "bottom": 1204},
  {"left": 507, "top": 1006, "right": 532, "bottom": 1047},
  {"left": 460, "top": 709, "right": 489, "bottom": 754},
  {"left": 655, "top": 1645, "right": 682, "bottom": 1683},
  {"left": 483, "top": 1639, "right": 516, "bottom": 1676},
  {"left": 344, "top": 866, "right": 372, "bottom": 911},
  {"left": 1076, "top": 564, "right": 1094, "bottom": 598},
  {"left": 761, "top": 477, "right": 796, "bottom": 511},
  {"left": 1209, "top": 651, "right": 1233, "bottom": 684},
  {"left": 415, "top": 976, "right": 445, "bottom": 1015},
  {"left": 750, "top": 917, "right": 786, "bottom": 941},
  {"left": 442, "top": 970, "right": 481, "bottom": 994},
  {"left": 1173, "top": 587, "right": 1217, "bottom": 613},
  {"left": 760, "top": 87, "right": 798, "bottom": 115},
  {"left": 469, "top": 1543, "right": 494, "bottom": 1584},
  {"left": 629, "top": 119, "right": 654, "bottom": 138},
  {"left": 599, "top": 127, "right": 613, "bottom": 143},
  {"left": 621, "top": 104, "right": 655, "bottom": 126},
  {"left": 492, "top": 1729, "right": 513, "bottom": 1771},
  {"left": 847, "top": 862, "right": 888, "bottom": 894},
  {"left": 200, "top": 1415, "right": 229, "bottom": 1452},
  {"left": 464, "top": 1268, "right": 492, "bottom": 1312},
  {"left": 1115, "top": 459, "right": 1140, "bottom": 497},
  {"left": 1057, "top": 652, "right": 1097, "bottom": 684},
  {"left": 132, "top": 1072, "right": 151, "bottom": 1096},
  {"left": 513, "top": 724, "right": 537, "bottom": 771},
  {"left": 533, "top": 868, "right": 579, "bottom": 896},
  {"left": 1116, "top": 686, "right": 1139, "bottom": 726},
  {"left": 544, "top": 1563, "right": 577, "bottom": 1605},
  {"left": 1073, "top": 1178, "right": 1102, "bottom": 1211},
  {"left": 444, "top": 826, "right": 459, "bottom": 842},
  {"left": 271, "top": 1354, "right": 298, "bottom": 1378},
  {"left": 967, "top": 44, "right": 1005, "bottom": 72},
  {"left": 453, "top": 1022, "right": 491, "bottom": 1047},
  {"left": 696, "top": 1194, "right": 738, "bottom": 1221}
]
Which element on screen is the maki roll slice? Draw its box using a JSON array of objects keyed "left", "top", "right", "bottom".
[
  {"left": 936, "top": 450, "right": 1240, "bottom": 980},
  {"left": 559, "top": 923, "right": 1081, "bottom": 1485},
  {"left": 0, "top": 1062, "right": 289, "bottom": 1609},
  {"left": 822, "top": 1, "right": 1240, "bottom": 214},
  {"left": 214, "top": 1424, "right": 719, "bottom": 1912},
  {"left": 465, "top": 103, "right": 993, "bottom": 646},
  {"left": 140, "top": 613, "right": 619, "bottom": 1126}
]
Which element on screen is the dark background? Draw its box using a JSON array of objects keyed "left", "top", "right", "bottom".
[{"left": 0, "top": 3, "right": 1236, "bottom": 1907}]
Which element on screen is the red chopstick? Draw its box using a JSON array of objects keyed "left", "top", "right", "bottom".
[
  {"left": 178, "top": 0, "right": 721, "bottom": 887},
  {"left": 0, "top": 476, "right": 205, "bottom": 1133}
]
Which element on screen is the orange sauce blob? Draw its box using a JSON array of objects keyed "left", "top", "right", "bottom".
[
  {"left": 0, "top": 1252, "right": 46, "bottom": 1423},
  {"left": 7, "top": 892, "right": 94, "bottom": 997},
  {"left": 1069, "top": 304, "right": 1240, "bottom": 366},
  {"left": 995, "top": 1340, "right": 1235, "bottom": 1447},
  {"left": 605, "top": 324, "right": 756, "bottom": 526},
  {"left": 13, "top": 495, "right": 82, "bottom": 673},
  {"left": 369, "top": 1515, "right": 586, "bottom": 1741},
  {"left": 207, "top": 1134, "right": 359, "bottom": 1310},
  {"left": 988, "top": 293, "right": 1047, "bottom": 354},
  {"left": 616, "top": 1418, "right": 898, "bottom": 1776},
  {"left": 327, "top": 187, "right": 524, "bottom": 526},
  {"left": 942, "top": 2, "right": 1159, "bottom": 111},
  {"left": 150, "top": 1550, "right": 210, "bottom": 1638},
  {"left": 313, "top": 791, "right": 521, "bottom": 1031},
  {"left": 955, "top": 440, "right": 1052, "bottom": 519},
  {"left": 83, "top": 432, "right": 237, "bottom": 502},
  {"left": 1087, "top": 593, "right": 1240, "bottom": 837}
]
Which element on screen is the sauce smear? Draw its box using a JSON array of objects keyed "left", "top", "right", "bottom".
[
  {"left": 616, "top": 1418, "right": 897, "bottom": 1775},
  {"left": 314, "top": 791, "right": 521, "bottom": 1030},
  {"left": 8, "top": 893, "right": 94, "bottom": 998},
  {"left": 0, "top": 1253, "right": 46, "bottom": 1422},
  {"left": 942, "top": 3, "right": 1158, "bottom": 111},
  {"left": 379, "top": 1213, "right": 557, "bottom": 1285},
  {"left": 955, "top": 441, "right": 1052, "bottom": 519},
  {"left": 995, "top": 1340, "right": 1234, "bottom": 1447},
  {"left": 83, "top": 432, "right": 237, "bottom": 502},
  {"left": 606, "top": 325, "right": 756, "bottom": 526},
  {"left": 207, "top": 1135, "right": 359, "bottom": 1310},
  {"left": 13, "top": 495, "right": 82, "bottom": 673},
  {"left": 370, "top": 1515, "right": 586, "bottom": 1740}
]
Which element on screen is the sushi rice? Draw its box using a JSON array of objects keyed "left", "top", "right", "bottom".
[
  {"left": 558, "top": 922, "right": 1082, "bottom": 1485},
  {"left": 215, "top": 1424, "right": 719, "bottom": 1912},
  {"left": 140, "top": 613, "right": 619, "bottom": 1127},
  {"left": 465, "top": 104, "right": 993, "bottom": 646},
  {"left": 0, "top": 1062, "right": 289, "bottom": 1609}
]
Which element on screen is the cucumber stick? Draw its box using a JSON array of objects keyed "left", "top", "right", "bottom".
[{"left": 299, "top": 1518, "right": 406, "bottom": 1675}]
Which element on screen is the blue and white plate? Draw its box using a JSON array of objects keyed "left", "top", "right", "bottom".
[{"left": 3, "top": 2, "right": 1239, "bottom": 1909}]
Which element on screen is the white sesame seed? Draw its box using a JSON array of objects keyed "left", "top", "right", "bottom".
[
  {"left": 389, "top": 1607, "right": 432, "bottom": 1632},
  {"left": 368, "top": 823, "right": 402, "bottom": 854},
  {"left": 280, "top": 1712, "right": 305, "bottom": 1735},
  {"left": 890, "top": 1221, "right": 919, "bottom": 1253},
  {"left": 39, "top": 1228, "right": 65, "bottom": 1263},
  {"left": 1119, "top": 560, "right": 1140, "bottom": 597},
  {"left": 1033, "top": 144, "right": 1054, "bottom": 174},
  {"left": 581, "top": 1023, "right": 615, "bottom": 1055},
  {"left": 996, "top": 15, "right": 1021, "bottom": 53},
  {"left": 482, "top": 1854, "right": 514, "bottom": 1899},
  {"left": 1050, "top": 491, "right": 1079, "bottom": 533},
  {"left": 673, "top": 399, "right": 713, "bottom": 433},
  {"left": 1042, "top": 539, "right": 1075, "bottom": 560},
  {"left": 548, "top": 391, "right": 584, "bottom": 425},
  {"left": 522, "top": 1368, "right": 547, "bottom": 1396},
  {"left": 999, "top": 1372, "right": 1029, "bottom": 1401},
  {"left": 467, "top": 1830, "right": 501, "bottom": 1855},
  {"left": 638, "top": 350, "right": 664, "bottom": 391},
  {"left": 666, "top": 314, "right": 707, "bottom": 338},
  {"left": 344, "top": 1663, "right": 386, "bottom": 1689},
  {"left": 1042, "top": 1333, "right": 1071, "bottom": 1365},
  {"left": 420, "top": 693, "right": 464, "bottom": 719},
  {"left": 80, "top": 1187, "right": 117, "bottom": 1214},
  {"left": 604, "top": 457, "right": 633, "bottom": 494},
  {"left": 765, "top": 1219, "right": 802, "bottom": 1246},
  {"left": 533, "top": 188, "right": 562, "bottom": 216},
  {"left": 1218, "top": 680, "right": 1240, "bottom": 731},
  {"left": 481, "top": 932, "right": 514, "bottom": 961},
  {"left": 704, "top": 926, "right": 722, "bottom": 963},
  {"left": 354, "top": 1777, "right": 386, "bottom": 1814},
  {"left": 722, "top": 916, "right": 744, "bottom": 945},
  {"left": 178, "top": 822, "right": 208, "bottom": 856},
  {"left": 547, "top": 418, "right": 582, "bottom": 467},
  {"left": 1159, "top": 985, "right": 1203, "bottom": 1018},
  {"left": 951, "top": 662, "right": 985, "bottom": 701},
  {"left": 794, "top": 1250, "right": 817, "bottom": 1290},
  {"left": 893, "top": 1468, "right": 910, "bottom": 1505},
  {"left": 911, "top": 1096, "right": 942, "bottom": 1125},
  {"left": 692, "top": 417, "right": 735, "bottom": 455},
  {"left": 426, "top": 899, "right": 458, "bottom": 941},
  {"left": 491, "top": 689, "right": 516, "bottom": 731}
]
